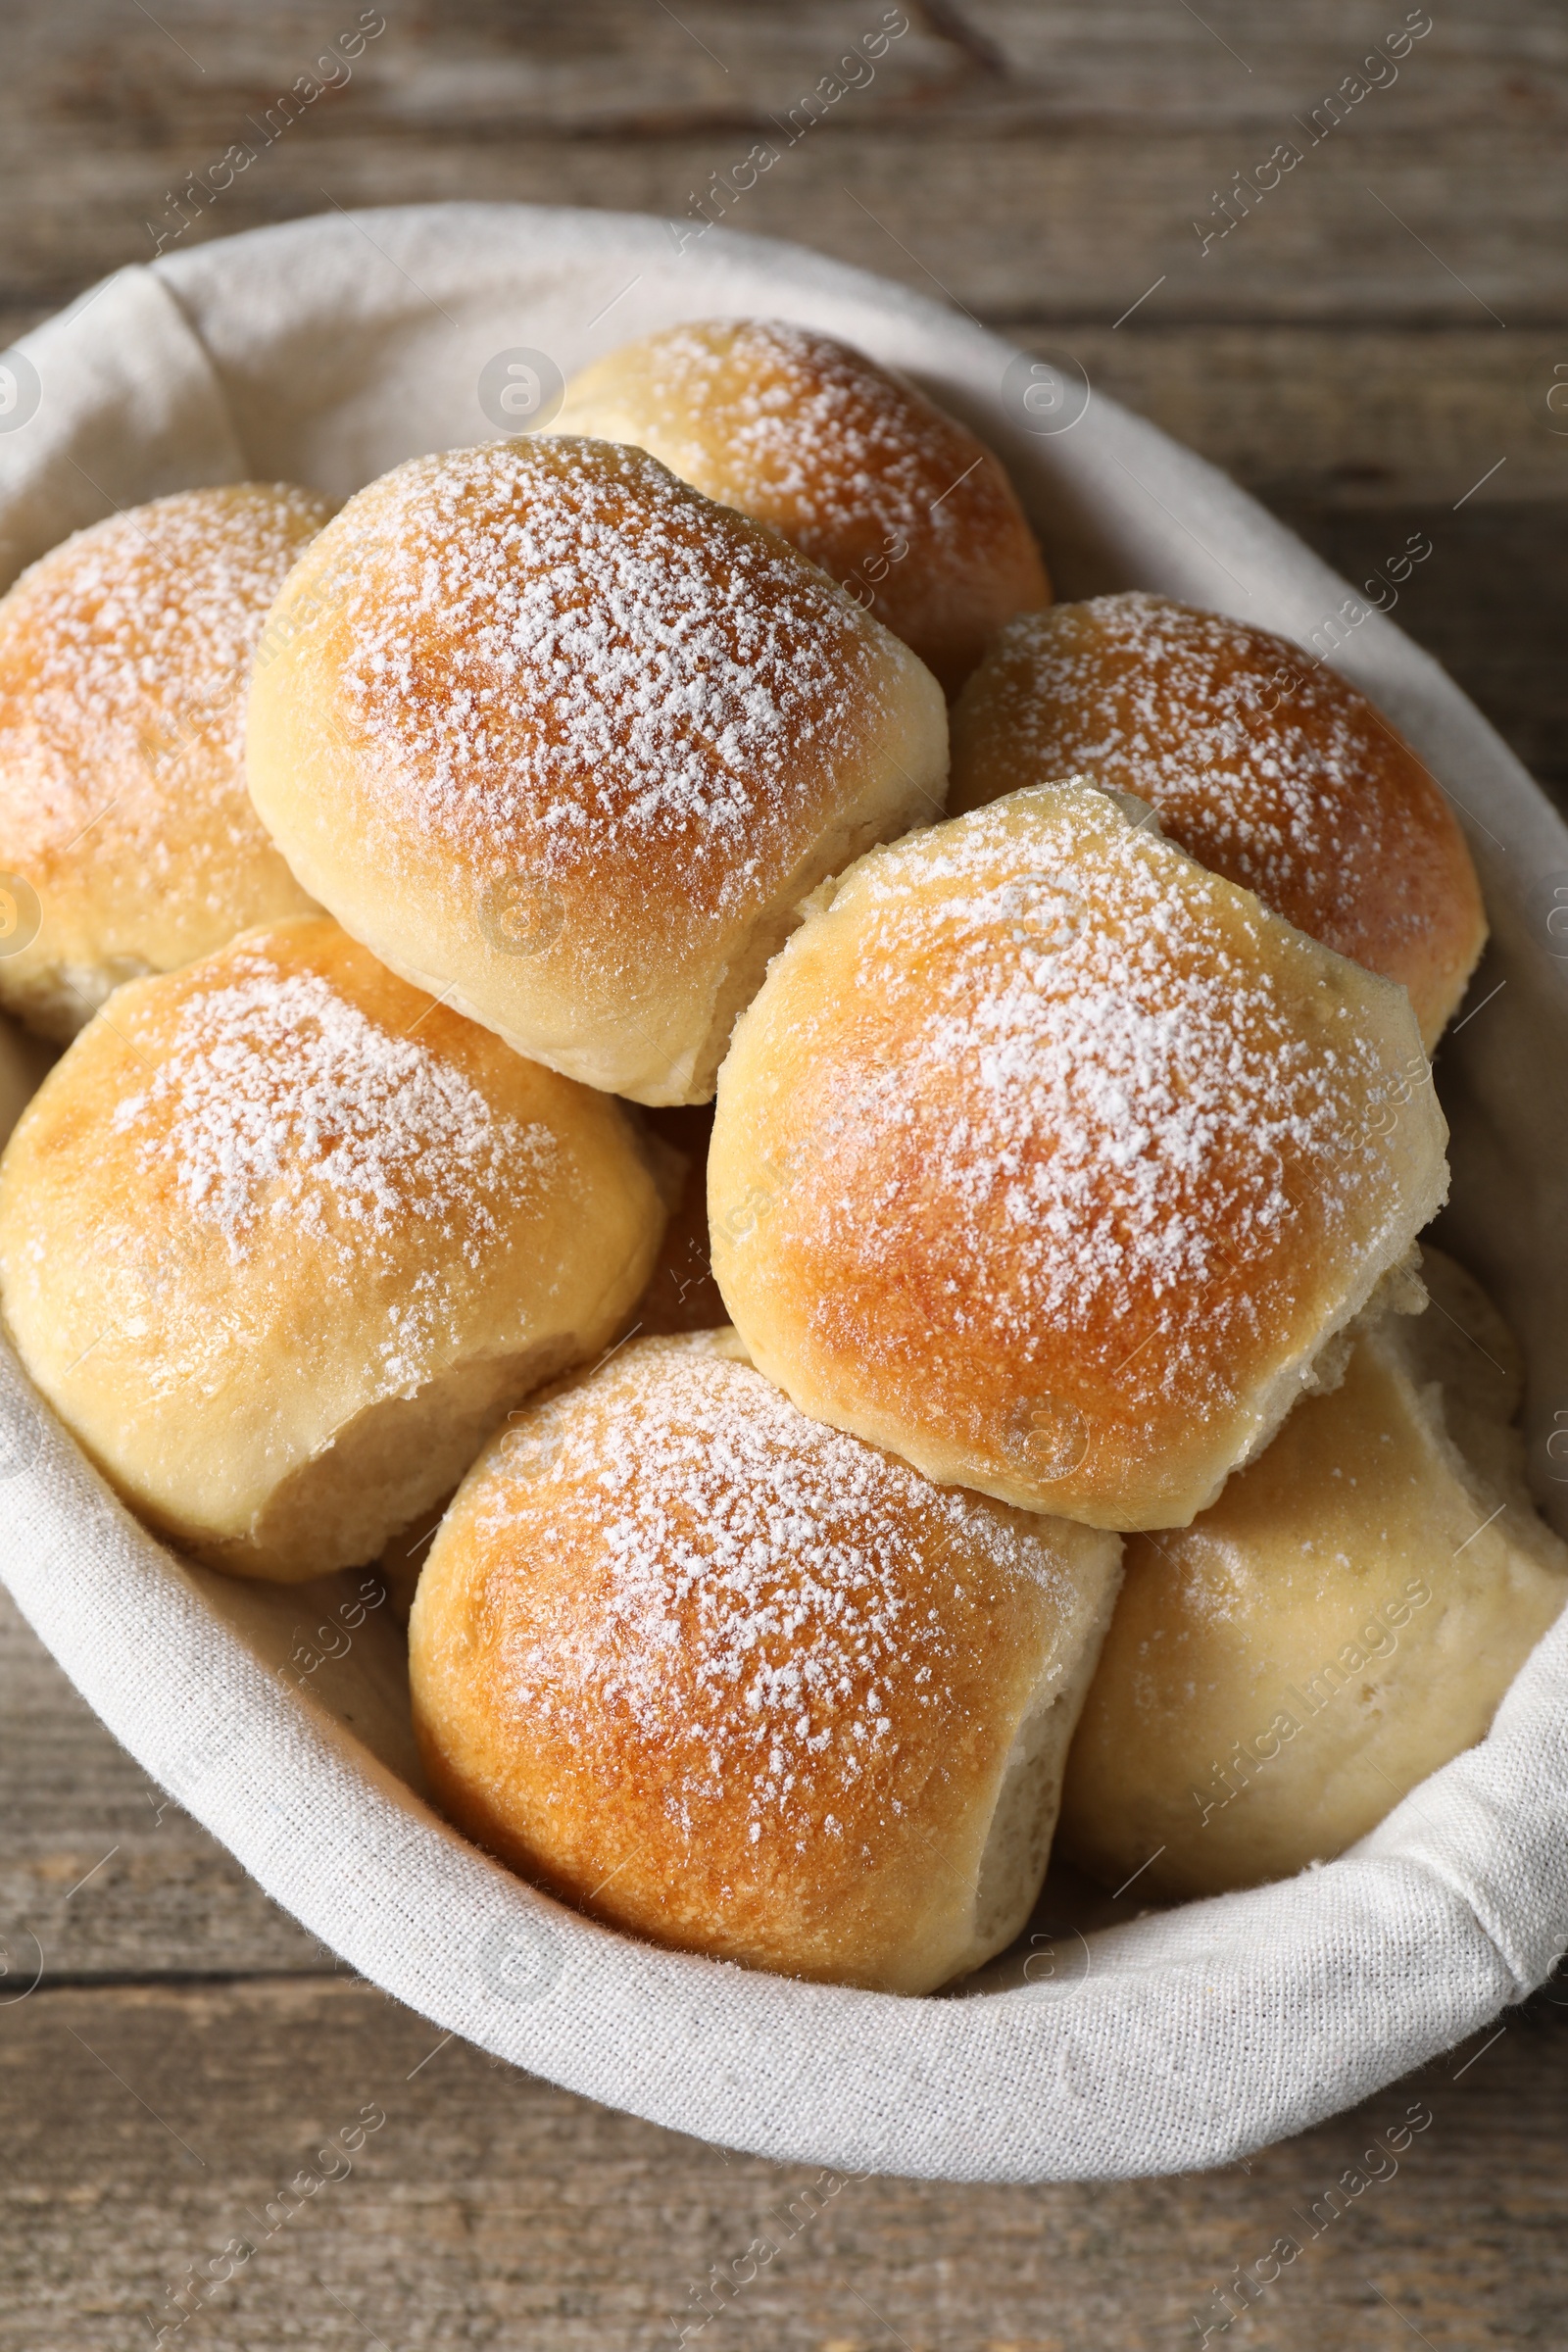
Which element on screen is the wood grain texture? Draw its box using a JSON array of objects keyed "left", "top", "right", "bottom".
[
  {"left": 1, "top": 2, "right": 1565, "bottom": 2340},
  {"left": 3, "top": 1977, "right": 1566, "bottom": 2350},
  {"left": 0, "top": 2, "right": 1564, "bottom": 328},
  {"left": 0, "top": 1589, "right": 330, "bottom": 1983}
]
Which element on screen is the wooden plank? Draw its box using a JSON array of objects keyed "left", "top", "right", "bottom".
[
  {"left": 0, "top": 1587, "right": 333, "bottom": 1981},
  {"left": 2, "top": 123, "right": 1559, "bottom": 331},
  {"left": 12, "top": 0, "right": 1567, "bottom": 143},
  {"left": 1, "top": 5, "right": 1564, "bottom": 327},
  {"left": 1, "top": 1977, "right": 1565, "bottom": 2349},
  {"left": 1037, "top": 326, "right": 1567, "bottom": 509}
]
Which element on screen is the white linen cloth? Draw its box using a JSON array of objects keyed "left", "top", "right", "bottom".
[{"left": 0, "top": 205, "right": 1564, "bottom": 2183}]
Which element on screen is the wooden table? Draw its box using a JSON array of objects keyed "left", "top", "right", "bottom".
[{"left": 2, "top": 5, "right": 1565, "bottom": 2343}]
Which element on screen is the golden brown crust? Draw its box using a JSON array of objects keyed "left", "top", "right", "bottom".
[
  {"left": 709, "top": 783, "right": 1449, "bottom": 1532},
  {"left": 0, "top": 917, "right": 666, "bottom": 1580},
  {"left": 554, "top": 318, "right": 1051, "bottom": 694},
  {"left": 1058, "top": 1250, "right": 1568, "bottom": 1900},
  {"left": 949, "top": 593, "right": 1487, "bottom": 1048},
  {"left": 0, "top": 485, "right": 331, "bottom": 1039},
  {"left": 245, "top": 434, "right": 946, "bottom": 1105},
  {"left": 409, "top": 1332, "right": 1120, "bottom": 1993}
]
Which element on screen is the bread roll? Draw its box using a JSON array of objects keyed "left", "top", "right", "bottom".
[
  {"left": 709, "top": 782, "right": 1448, "bottom": 1531},
  {"left": 0, "top": 485, "right": 330, "bottom": 1040},
  {"left": 246, "top": 435, "right": 946, "bottom": 1105},
  {"left": 949, "top": 594, "right": 1487, "bottom": 1048},
  {"left": 1058, "top": 1250, "right": 1568, "bottom": 1900},
  {"left": 410, "top": 1330, "right": 1121, "bottom": 1994},
  {"left": 0, "top": 917, "right": 666, "bottom": 1582},
  {"left": 554, "top": 318, "right": 1050, "bottom": 694}
]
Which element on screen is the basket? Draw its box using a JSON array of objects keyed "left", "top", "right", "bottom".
[{"left": 2, "top": 202, "right": 1565, "bottom": 2183}]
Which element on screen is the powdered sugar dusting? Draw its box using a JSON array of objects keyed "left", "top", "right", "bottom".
[
  {"left": 111, "top": 949, "right": 558, "bottom": 1384},
  {"left": 956, "top": 592, "right": 1443, "bottom": 963},
  {"left": 485, "top": 1341, "right": 1070, "bottom": 1845},
  {"left": 782, "top": 792, "right": 1405, "bottom": 1423},
  {"left": 611, "top": 319, "right": 1003, "bottom": 579},
  {"left": 333, "top": 436, "right": 876, "bottom": 916},
  {"left": 0, "top": 485, "right": 330, "bottom": 887}
]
